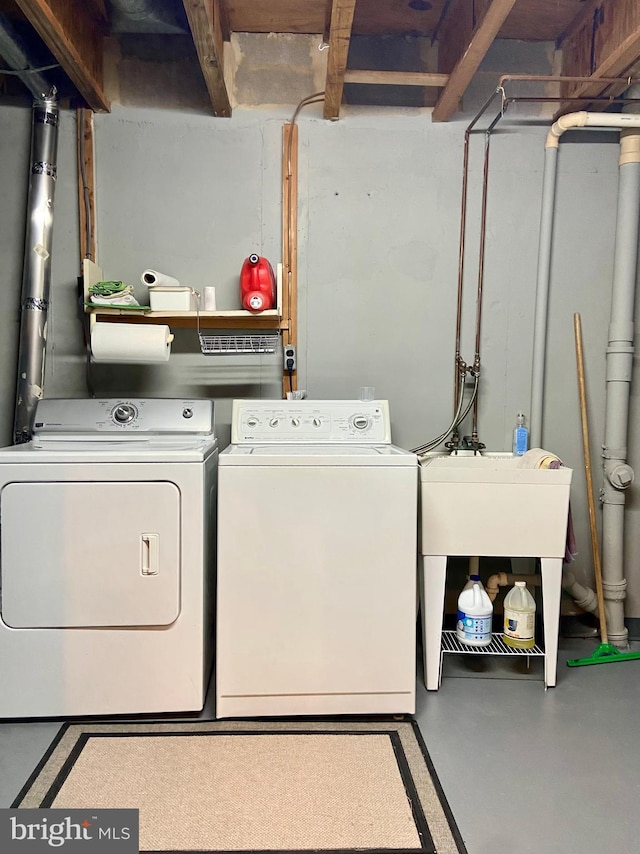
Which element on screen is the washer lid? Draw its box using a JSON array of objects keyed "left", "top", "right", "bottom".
[
  {"left": 220, "top": 443, "right": 417, "bottom": 466},
  {"left": 0, "top": 436, "right": 217, "bottom": 464}
]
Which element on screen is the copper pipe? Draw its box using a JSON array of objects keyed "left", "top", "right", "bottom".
[
  {"left": 453, "top": 130, "right": 469, "bottom": 425},
  {"left": 497, "top": 74, "right": 640, "bottom": 87},
  {"left": 471, "top": 132, "right": 491, "bottom": 439},
  {"left": 457, "top": 77, "right": 640, "bottom": 445},
  {"left": 452, "top": 87, "right": 502, "bottom": 436}
]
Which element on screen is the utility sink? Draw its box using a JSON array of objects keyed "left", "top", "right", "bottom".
[
  {"left": 418, "top": 450, "right": 574, "bottom": 690},
  {"left": 419, "top": 451, "right": 572, "bottom": 557}
]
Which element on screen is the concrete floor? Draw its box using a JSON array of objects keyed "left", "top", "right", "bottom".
[{"left": 1, "top": 637, "right": 639, "bottom": 854}]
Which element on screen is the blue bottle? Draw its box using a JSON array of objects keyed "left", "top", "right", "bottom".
[{"left": 513, "top": 412, "right": 528, "bottom": 456}]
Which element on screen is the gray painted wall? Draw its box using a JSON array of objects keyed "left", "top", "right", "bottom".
[{"left": 1, "top": 38, "right": 639, "bottom": 616}]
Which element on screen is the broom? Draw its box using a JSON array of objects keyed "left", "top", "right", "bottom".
[{"left": 567, "top": 313, "right": 640, "bottom": 666}]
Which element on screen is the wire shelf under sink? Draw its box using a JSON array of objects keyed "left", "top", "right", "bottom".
[
  {"left": 199, "top": 334, "right": 280, "bottom": 355},
  {"left": 441, "top": 630, "right": 544, "bottom": 656}
]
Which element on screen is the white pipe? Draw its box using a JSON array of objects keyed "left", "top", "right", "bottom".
[
  {"left": 530, "top": 145, "right": 558, "bottom": 447},
  {"left": 532, "top": 107, "right": 640, "bottom": 639},
  {"left": 486, "top": 571, "right": 541, "bottom": 602},
  {"left": 600, "top": 121, "right": 640, "bottom": 646},
  {"left": 561, "top": 568, "right": 599, "bottom": 616},
  {"left": 532, "top": 113, "right": 640, "bottom": 446}
]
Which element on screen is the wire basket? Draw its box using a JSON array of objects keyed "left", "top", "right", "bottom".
[{"left": 198, "top": 333, "right": 280, "bottom": 355}]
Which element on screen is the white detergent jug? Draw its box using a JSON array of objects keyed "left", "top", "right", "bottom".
[
  {"left": 456, "top": 579, "right": 493, "bottom": 647},
  {"left": 503, "top": 581, "right": 536, "bottom": 649}
]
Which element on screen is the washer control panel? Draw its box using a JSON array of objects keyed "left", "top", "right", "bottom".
[
  {"left": 32, "top": 398, "right": 214, "bottom": 435},
  {"left": 232, "top": 400, "right": 391, "bottom": 444}
]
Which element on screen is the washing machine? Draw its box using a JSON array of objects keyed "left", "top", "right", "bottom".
[
  {"left": 0, "top": 397, "right": 217, "bottom": 718},
  {"left": 216, "top": 399, "right": 418, "bottom": 718}
]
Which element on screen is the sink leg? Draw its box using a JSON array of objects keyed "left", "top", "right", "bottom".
[
  {"left": 540, "top": 557, "right": 562, "bottom": 688},
  {"left": 420, "top": 555, "right": 448, "bottom": 690}
]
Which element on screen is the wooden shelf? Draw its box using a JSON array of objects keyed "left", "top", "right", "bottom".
[
  {"left": 88, "top": 307, "right": 283, "bottom": 330},
  {"left": 83, "top": 259, "right": 285, "bottom": 331}
]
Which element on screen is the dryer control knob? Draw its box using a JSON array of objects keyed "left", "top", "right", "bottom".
[
  {"left": 291, "top": 418, "right": 300, "bottom": 427},
  {"left": 312, "top": 417, "right": 322, "bottom": 427},
  {"left": 269, "top": 418, "right": 280, "bottom": 427},
  {"left": 112, "top": 403, "right": 137, "bottom": 424},
  {"left": 246, "top": 417, "right": 259, "bottom": 427}
]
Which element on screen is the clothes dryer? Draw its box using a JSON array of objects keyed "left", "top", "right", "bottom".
[
  {"left": 0, "top": 398, "right": 217, "bottom": 718},
  {"left": 216, "top": 399, "right": 418, "bottom": 718}
]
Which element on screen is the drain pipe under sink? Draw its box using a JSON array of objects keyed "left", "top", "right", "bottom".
[
  {"left": 600, "top": 114, "right": 640, "bottom": 646},
  {"left": 531, "top": 102, "right": 640, "bottom": 646}
]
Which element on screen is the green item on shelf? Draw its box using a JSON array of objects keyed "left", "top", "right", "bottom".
[
  {"left": 84, "top": 302, "right": 151, "bottom": 311},
  {"left": 89, "top": 280, "right": 131, "bottom": 296}
]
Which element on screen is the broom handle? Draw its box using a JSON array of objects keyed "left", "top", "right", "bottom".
[{"left": 574, "top": 313, "right": 608, "bottom": 643}]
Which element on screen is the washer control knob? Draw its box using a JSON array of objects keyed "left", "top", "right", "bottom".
[
  {"left": 182, "top": 407, "right": 193, "bottom": 419},
  {"left": 352, "top": 415, "right": 369, "bottom": 431},
  {"left": 246, "top": 417, "right": 259, "bottom": 428},
  {"left": 269, "top": 418, "right": 280, "bottom": 427},
  {"left": 312, "top": 417, "right": 322, "bottom": 427},
  {"left": 291, "top": 418, "right": 300, "bottom": 427},
  {"left": 112, "top": 403, "right": 137, "bottom": 424}
]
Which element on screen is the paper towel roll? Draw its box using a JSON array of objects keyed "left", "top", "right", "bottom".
[
  {"left": 141, "top": 269, "right": 181, "bottom": 288},
  {"left": 91, "top": 323, "right": 172, "bottom": 363}
]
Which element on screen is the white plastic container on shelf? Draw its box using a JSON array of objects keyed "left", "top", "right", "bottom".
[
  {"left": 456, "top": 576, "right": 493, "bottom": 647},
  {"left": 503, "top": 581, "right": 536, "bottom": 649},
  {"left": 149, "top": 286, "right": 197, "bottom": 311}
]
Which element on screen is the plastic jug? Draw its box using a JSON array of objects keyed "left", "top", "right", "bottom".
[
  {"left": 503, "top": 581, "right": 536, "bottom": 649},
  {"left": 456, "top": 576, "right": 493, "bottom": 647},
  {"left": 240, "top": 253, "right": 276, "bottom": 312}
]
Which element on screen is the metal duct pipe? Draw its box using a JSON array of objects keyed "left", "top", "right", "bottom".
[
  {"left": 13, "top": 93, "right": 59, "bottom": 444},
  {"left": 0, "top": 12, "right": 51, "bottom": 98},
  {"left": 107, "top": 0, "right": 187, "bottom": 33}
]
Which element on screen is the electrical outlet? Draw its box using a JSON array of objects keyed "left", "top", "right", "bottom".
[{"left": 284, "top": 344, "right": 296, "bottom": 372}]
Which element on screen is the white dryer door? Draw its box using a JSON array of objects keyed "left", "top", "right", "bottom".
[{"left": 1, "top": 481, "right": 180, "bottom": 628}]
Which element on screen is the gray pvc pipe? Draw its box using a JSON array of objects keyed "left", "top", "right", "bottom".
[
  {"left": 600, "top": 129, "right": 640, "bottom": 645},
  {"left": 530, "top": 145, "right": 559, "bottom": 448},
  {"left": 531, "top": 109, "right": 640, "bottom": 642}
]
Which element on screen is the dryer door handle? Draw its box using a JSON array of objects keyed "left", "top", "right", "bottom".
[{"left": 141, "top": 533, "right": 159, "bottom": 576}]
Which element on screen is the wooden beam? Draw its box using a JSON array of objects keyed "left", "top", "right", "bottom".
[
  {"left": 432, "top": 0, "right": 517, "bottom": 122},
  {"left": 76, "top": 107, "right": 97, "bottom": 267},
  {"left": 218, "top": 0, "right": 231, "bottom": 42},
  {"left": 182, "top": 0, "right": 232, "bottom": 118},
  {"left": 323, "top": 0, "right": 357, "bottom": 120},
  {"left": 323, "top": 0, "right": 332, "bottom": 44},
  {"left": 344, "top": 70, "right": 449, "bottom": 88},
  {"left": 559, "top": 0, "right": 640, "bottom": 112},
  {"left": 15, "top": 0, "right": 109, "bottom": 112},
  {"left": 282, "top": 124, "right": 298, "bottom": 396}
]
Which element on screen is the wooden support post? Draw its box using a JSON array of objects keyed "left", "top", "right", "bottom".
[
  {"left": 76, "top": 107, "right": 96, "bottom": 266},
  {"left": 15, "top": 0, "right": 109, "bottom": 111},
  {"left": 282, "top": 123, "right": 298, "bottom": 397},
  {"left": 323, "top": 0, "right": 357, "bottom": 120},
  {"left": 182, "top": 0, "right": 232, "bottom": 117},
  {"left": 432, "top": 0, "right": 516, "bottom": 122}
]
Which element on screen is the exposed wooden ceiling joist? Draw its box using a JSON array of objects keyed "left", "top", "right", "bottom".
[
  {"left": 182, "top": 0, "right": 232, "bottom": 118},
  {"left": 323, "top": 0, "right": 356, "bottom": 120},
  {"left": 14, "top": 0, "right": 109, "bottom": 112},
  {"left": 432, "top": 0, "right": 517, "bottom": 122},
  {"left": 559, "top": 0, "right": 640, "bottom": 113},
  {"left": 344, "top": 70, "right": 449, "bottom": 88}
]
